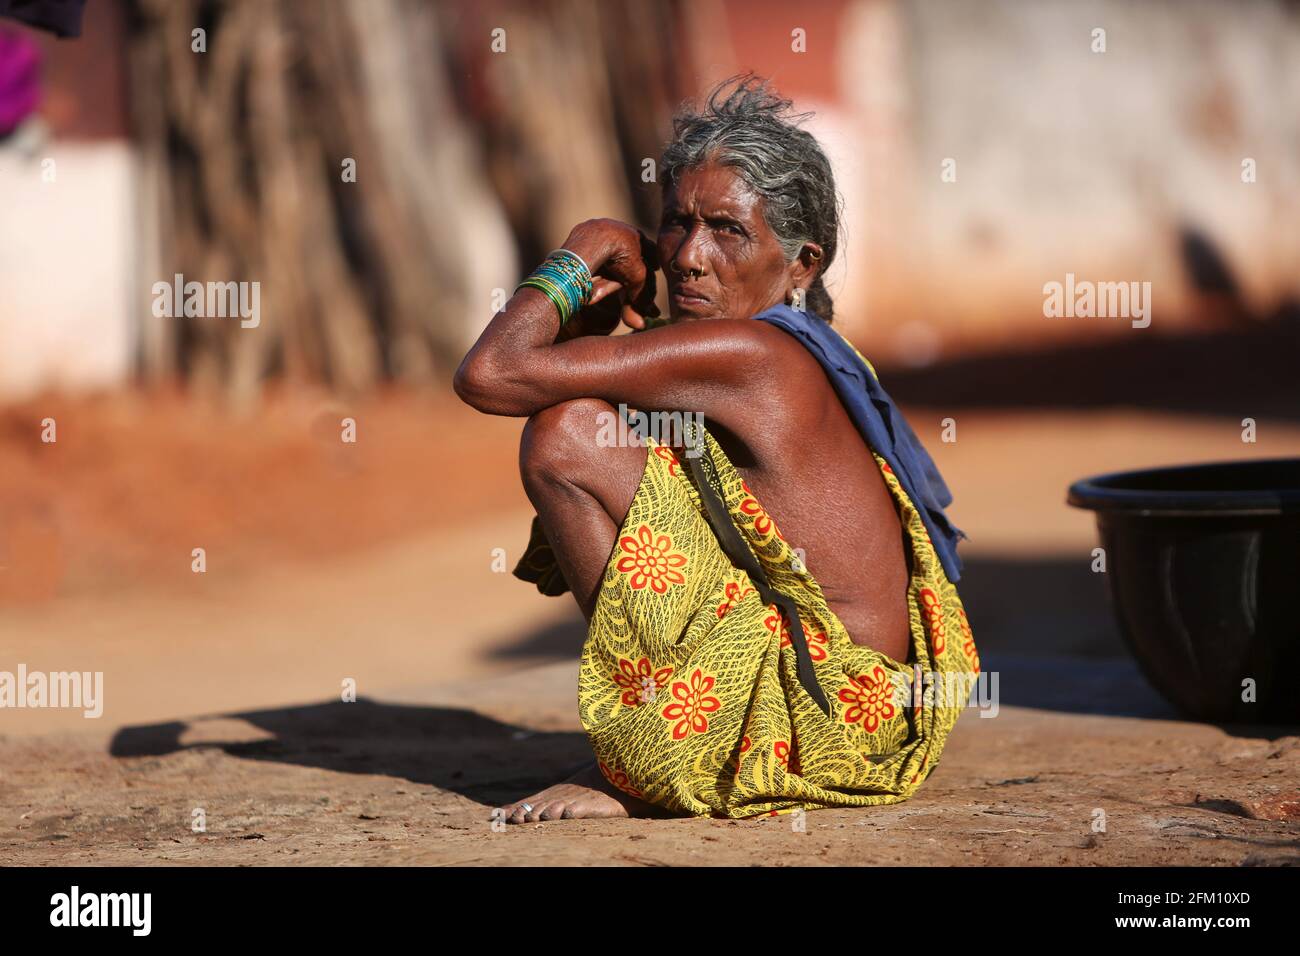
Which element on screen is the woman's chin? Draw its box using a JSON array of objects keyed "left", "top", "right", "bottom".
[{"left": 668, "top": 304, "right": 719, "bottom": 322}]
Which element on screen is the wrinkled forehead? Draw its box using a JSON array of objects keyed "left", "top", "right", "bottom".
[{"left": 661, "top": 163, "right": 764, "bottom": 219}]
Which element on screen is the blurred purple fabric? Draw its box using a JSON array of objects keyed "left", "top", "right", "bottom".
[
  {"left": 0, "top": 29, "right": 41, "bottom": 137},
  {"left": 0, "top": 0, "right": 85, "bottom": 38}
]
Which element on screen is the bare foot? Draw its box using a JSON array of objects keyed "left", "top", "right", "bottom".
[{"left": 493, "top": 762, "right": 666, "bottom": 824}]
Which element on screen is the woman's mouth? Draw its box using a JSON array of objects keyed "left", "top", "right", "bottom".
[{"left": 671, "top": 288, "right": 711, "bottom": 310}]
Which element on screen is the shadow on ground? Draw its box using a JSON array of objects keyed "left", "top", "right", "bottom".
[{"left": 109, "top": 701, "right": 592, "bottom": 807}]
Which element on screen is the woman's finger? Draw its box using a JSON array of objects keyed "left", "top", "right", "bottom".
[
  {"left": 638, "top": 229, "right": 661, "bottom": 272},
  {"left": 631, "top": 230, "right": 661, "bottom": 318},
  {"left": 588, "top": 277, "right": 623, "bottom": 306},
  {"left": 628, "top": 263, "right": 660, "bottom": 319},
  {"left": 621, "top": 303, "right": 646, "bottom": 330}
]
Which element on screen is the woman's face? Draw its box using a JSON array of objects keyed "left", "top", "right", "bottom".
[{"left": 657, "top": 163, "right": 793, "bottom": 322}]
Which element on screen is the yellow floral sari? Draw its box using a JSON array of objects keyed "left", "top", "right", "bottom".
[{"left": 515, "top": 425, "right": 978, "bottom": 819}]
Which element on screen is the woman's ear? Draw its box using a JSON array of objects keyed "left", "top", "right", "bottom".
[
  {"left": 796, "top": 241, "right": 823, "bottom": 281},
  {"left": 787, "top": 242, "right": 824, "bottom": 305}
]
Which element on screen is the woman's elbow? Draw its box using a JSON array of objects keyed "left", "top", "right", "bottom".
[
  {"left": 452, "top": 354, "right": 503, "bottom": 413},
  {"left": 452, "top": 353, "right": 487, "bottom": 408},
  {"left": 452, "top": 354, "right": 539, "bottom": 417}
]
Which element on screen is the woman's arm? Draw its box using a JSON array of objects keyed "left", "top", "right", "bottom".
[{"left": 453, "top": 220, "right": 797, "bottom": 433}]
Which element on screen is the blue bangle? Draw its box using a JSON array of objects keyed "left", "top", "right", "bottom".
[{"left": 514, "top": 249, "right": 594, "bottom": 324}]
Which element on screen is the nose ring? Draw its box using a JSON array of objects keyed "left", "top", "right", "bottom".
[{"left": 670, "top": 261, "right": 696, "bottom": 277}]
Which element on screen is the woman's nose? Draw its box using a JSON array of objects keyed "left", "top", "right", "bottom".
[{"left": 668, "top": 226, "right": 707, "bottom": 277}]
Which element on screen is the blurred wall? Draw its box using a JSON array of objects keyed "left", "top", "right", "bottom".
[
  {"left": 834, "top": 0, "right": 1300, "bottom": 362},
  {"left": 1, "top": 0, "right": 1296, "bottom": 399}
]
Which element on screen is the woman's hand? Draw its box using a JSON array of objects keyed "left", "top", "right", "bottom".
[
  {"left": 553, "top": 283, "right": 624, "bottom": 341},
  {"left": 559, "top": 219, "right": 660, "bottom": 334}
]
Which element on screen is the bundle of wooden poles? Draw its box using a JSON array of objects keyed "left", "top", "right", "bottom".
[{"left": 125, "top": 0, "right": 710, "bottom": 401}]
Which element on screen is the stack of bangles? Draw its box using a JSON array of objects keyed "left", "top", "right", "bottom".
[{"left": 515, "top": 248, "right": 594, "bottom": 325}]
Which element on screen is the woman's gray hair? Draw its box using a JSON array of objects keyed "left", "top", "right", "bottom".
[{"left": 660, "top": 73, "right": 842, "bottom": 323}]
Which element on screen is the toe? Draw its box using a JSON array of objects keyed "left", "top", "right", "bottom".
[{"left": 539, "top": 802, "right": 568, "bottom": 821}]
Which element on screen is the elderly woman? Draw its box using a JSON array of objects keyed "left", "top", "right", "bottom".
[{"left": 455, "top": 76, "right": 977, "bottom": 823}]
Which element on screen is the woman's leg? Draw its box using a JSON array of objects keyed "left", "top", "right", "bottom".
[
  {"left": 518, "top": 398, "right": 647, "bottom": 620},
  {"left": 502, "top": 398, "right": 662, "bottom": 823}
]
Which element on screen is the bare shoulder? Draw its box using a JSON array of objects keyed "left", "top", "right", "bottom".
[
  {"left": 645, "top": 319, "right": 843, "bottom": 450},
  {"left": 628, "top": 317, "right": 827, "bottom": 376}
]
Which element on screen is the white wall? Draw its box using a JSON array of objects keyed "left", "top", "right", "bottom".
[{"left": 0, "top": 127, "right": 136, "bottom": 398}]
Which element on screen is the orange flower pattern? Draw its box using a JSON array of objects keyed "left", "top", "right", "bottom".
[
  {"left": 660, "top": 668, "right": 722, "bottom": 740},
  {"left": 716, "top": 580, "right": 756, "bottom": 619},
  {"left": 838, "top": 665, "right": 899, "bottom": 733},
  {"left": 920, "top": 587, "right": 945, "bottom": 656},
  {"left": 774, "top": 739, "right": 801, "bottom": 774},
  {"left": 598, "top": 761, "right": 643, "bottom": 799},
  {"left": 612, "top": 657, "right": 674, "bottom": 708},
  {"left": 763, "top": 608, "right": 792, "bottom": 644},
  {"left": 765, "top": 608, "right": 829, "bottom": 662},
  {"left": 739, "top": 481, "right": 785, "bottom": 540},
  {"left": 615, "top": 524, "right": 687, "bottom": 594},
  {"left": 653, "top": 444, "right": 680, "bottom": 477},
  {"left": 731, "top": 734, "right": 753, "bottom": 781},
  {"left": 958, "top": 608, "right": 978, "bottom": 672}
]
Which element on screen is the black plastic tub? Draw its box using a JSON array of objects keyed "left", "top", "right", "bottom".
[{"left": 1068, "top": 458, "right": 1300, "bottom": 724}]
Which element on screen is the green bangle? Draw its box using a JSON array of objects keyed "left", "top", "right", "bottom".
[
  {"left": 515, "top": 249, "right": 594, "bottom": 324},
  {"left": 518, "top": 277, "right": 569, "bottom": 322}
]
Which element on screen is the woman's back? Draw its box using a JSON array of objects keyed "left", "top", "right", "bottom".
[{"left": 699, "top": 327, "right": 914, "bottom": 663}]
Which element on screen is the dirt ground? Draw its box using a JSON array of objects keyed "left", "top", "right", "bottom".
[
  {"left": 5, "top": 662, "right": 1300, "bottom": 866},
  {"left": 2, "top": 387, "right": 1299, "bottom": 865}
]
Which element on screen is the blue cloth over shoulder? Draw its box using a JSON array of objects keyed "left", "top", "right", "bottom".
[{"left": 751, "top": 304, "right": 966, "bottom": 582}]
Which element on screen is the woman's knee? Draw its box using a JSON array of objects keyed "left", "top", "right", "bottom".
[
  {"left": 519, "top": 398, "right": 617, "bottom": 491},
  {"left": 519, "top": 399, "right": 647, "bottom": 520}
]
